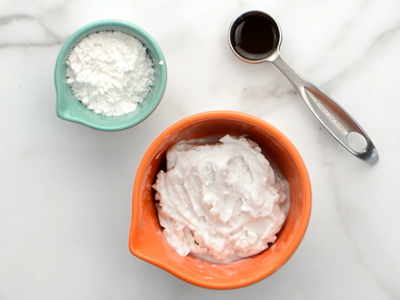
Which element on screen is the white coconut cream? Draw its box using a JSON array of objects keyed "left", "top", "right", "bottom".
[{"left": 153, "top": 135, "right": 288, "bottom": 263}]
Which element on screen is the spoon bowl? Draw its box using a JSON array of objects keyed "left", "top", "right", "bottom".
[
  {"left": 229, "top": 10, "right": 282, "bottom": 63},
  {"left": 228, "top": 10, "right": 378, "bottom": 164}
]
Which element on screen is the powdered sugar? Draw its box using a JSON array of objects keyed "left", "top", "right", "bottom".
[{"left": 66, "top": 31, "right": 155, "bottom": 116}]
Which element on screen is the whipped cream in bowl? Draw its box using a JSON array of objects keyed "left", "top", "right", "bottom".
[
  {"left": 153, "top": 135, "right": 289, "bottom": 263},
  {"left": 129, "top": 111, "right": 311, "bottom": 289}
]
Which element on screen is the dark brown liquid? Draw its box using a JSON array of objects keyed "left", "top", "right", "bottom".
[{"left": 230, "top": 11, "right": 279, "bottom": 61}]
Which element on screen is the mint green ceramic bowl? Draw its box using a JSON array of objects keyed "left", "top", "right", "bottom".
[{"left": 54, "top": 20, "right": 167, "bottom": 131}]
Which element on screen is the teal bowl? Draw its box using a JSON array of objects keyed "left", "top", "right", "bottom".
[{"left": 54, "top": 20, "right": 167, "bottom": 131}]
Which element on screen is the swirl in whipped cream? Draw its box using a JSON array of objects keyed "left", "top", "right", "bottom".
[{"left": 153, "top": 135, "right": 289, "bottom": 263}]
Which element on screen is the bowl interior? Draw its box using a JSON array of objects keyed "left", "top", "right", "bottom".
[
  {"left": 54, "top": 20, "right": 167, "bottom": 131},
  {"left": 129, "top": 111, "right": 311, "bottom": 289}
]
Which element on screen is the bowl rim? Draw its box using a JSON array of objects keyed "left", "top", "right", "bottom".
[
  {"left": 129, "top": 110, "right": 312, "bottom": 289},
  {"left": 54, "top": 19, "right": 167, "bottom": 131}
]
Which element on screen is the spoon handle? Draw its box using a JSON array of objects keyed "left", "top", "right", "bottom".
[{"left": 273, "top": 55, "right": 379, "bottom": 165}]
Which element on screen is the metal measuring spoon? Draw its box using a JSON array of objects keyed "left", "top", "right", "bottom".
[{"left": 228, "top": 10, "right": 378, "bottom": 165}]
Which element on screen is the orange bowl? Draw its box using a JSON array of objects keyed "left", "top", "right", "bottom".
[{"left": 129, "top": 110, "right": 311, "bottom": 289}]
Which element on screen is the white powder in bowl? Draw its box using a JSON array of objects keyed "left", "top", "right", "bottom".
[{"left": 66, "top": 31, "right": 155, "bottom": 116}]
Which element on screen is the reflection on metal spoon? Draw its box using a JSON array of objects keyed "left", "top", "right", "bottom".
[{"left": 228, "top": 10, "right": 379, "bottom": 165}]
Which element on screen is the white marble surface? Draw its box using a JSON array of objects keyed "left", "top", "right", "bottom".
[{"left": 1, "top": 0, "right": 399, "bottom": 299}]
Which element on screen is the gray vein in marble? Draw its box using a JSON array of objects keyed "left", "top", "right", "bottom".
[
  {"left": 239, "top": 82, "right": 294, "bottom": 115},
  {"left": 0, "top": 14, "right": 63, "bottom": 48},
  {"left": 320, "top": 17, "right": 400, "bottom": 92}
]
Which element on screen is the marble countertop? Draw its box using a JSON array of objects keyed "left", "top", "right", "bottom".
[{"left": 1, "top": 0, "right": 399, "bottom": 299}]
